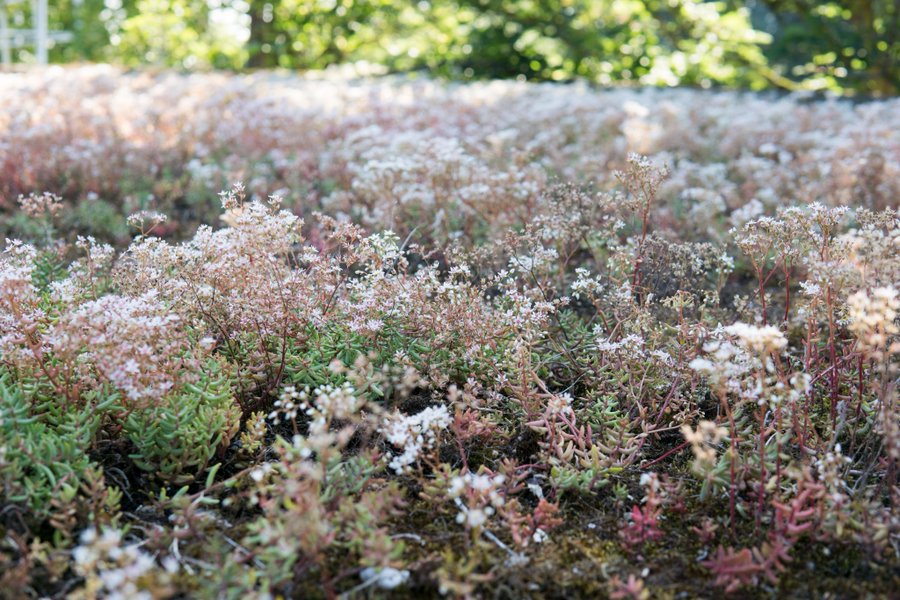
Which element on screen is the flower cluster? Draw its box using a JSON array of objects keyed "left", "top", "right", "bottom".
[
  {"left": 17, "top": 191, "right": 62, "bottom": 218},
  {"left": 847, "top": 286, "right": 899, "bottom": 354},
  {"left": 3, "top": 67, "right": 898, "bottom": 246},
  {"left": 449, "top": 471, "right": 507, "bottom": 529},
  {"left": 71, "top": 528, "right": 176, "bottom": 600},
  {"left": 48, "top": 292, "right": 190, "bottom": 405},
  {"left": 381, "top": 405, "right": 453, "bottom": 474},
  {"left": 272, "top": 381, "right": 364, "bottom": 434},
  {"left": 681, "top": 420, "right": 729, "bottom": 472},
  {"left": 723, "top": 323, "right": 787, "bottom": 355}
]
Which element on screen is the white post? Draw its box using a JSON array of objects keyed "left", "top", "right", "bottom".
[{"left": 34, "top": 0, "right": 47, "bottom": 64}]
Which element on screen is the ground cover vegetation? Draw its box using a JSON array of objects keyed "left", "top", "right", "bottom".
[{"left": 0, "top": 67, "right": 898, "bottom": 597}]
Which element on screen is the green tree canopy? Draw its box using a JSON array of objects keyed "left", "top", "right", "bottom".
[{"left": 5, "top": 0, "right": 897, "bottom": 94}]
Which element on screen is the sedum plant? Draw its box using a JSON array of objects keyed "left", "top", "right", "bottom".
[
  {"left": 0, "top": 69, "right": 898, "bottom": 598},
  {"left": 0, "top": 369, "right": 119, "bottom": 531},
  {"left": 124, "top": 359, "right": 240, "bottom": 485}
]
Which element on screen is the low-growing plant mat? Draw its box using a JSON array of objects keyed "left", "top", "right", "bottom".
[{"left": 0, "top": 69, "right": 898, "bottom": 599}]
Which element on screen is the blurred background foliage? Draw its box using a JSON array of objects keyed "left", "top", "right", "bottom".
[{"left": 3, "top": 0, "right": 897, "bottom": 94}]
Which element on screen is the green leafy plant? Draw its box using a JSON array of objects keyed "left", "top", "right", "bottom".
[
  {"left": 0, "top": 370, "right": 113, "bottom": 523},
  {"left": 124, "top": 359, "right": 240, "bottom": 484}
]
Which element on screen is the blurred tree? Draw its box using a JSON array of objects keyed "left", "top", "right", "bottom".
[
  {"left": 443, "top": 0, "right": 772, "bottom": 87},
  {"left": 243, "top": 0, "right": 773, "bottom": 88},
  {"left": 49, "top": 0, "right": 117, "bottom": 62},
  {"left": 116, "top": 0, "right": 246, "bottom": 68},
  {"left": 2, "top": 0, "right": 127, "bottom": 62},
  {"left": 8, "top": 0, "right": 895, "bottom": 95},
  {"left": 757, "top": 0, "right": 898, "bottom": 94},
  {"left": 246, "top": 0, "right": 410, "bottom": 69},
  {"left": 247, "top": 0, "right": 277, "bottom": 67}
]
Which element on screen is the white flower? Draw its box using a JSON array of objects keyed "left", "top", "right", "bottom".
[
  {"left": 847, "top": 287, "right": 898, "bottom": 351},
  {"left": 724, "top": 322, "right": 787, "bottom": 354},
  {"left": 381, "top": 406, "right": 452, "bottom": 474},
  {"left": 458, "top": 507, "right": 488, "bottom": 528},
  {"left": 799, "top": 281, "right": 821, "bottom": 297},
  {"left": 360, "top": 567, "right": 410, "bottom": 590},
  {"left": 689, "top": 357, "right": 715, "bottom": 374},
  {"left": 547, "top": 393, "right": 573, "bottom": 416}
]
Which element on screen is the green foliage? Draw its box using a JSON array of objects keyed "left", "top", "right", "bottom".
[
  {"left": 241, "top": 0, "right": 771, "bottom": 88},
  {"left": 0, "top": 0, "right": 108, "bottom": 62},
  {"left": 117, "top": 0, "right": 247, "bottom": 69},
  {"left": 758, "top": 0, "right": 899, "bottom": 94},
  {"left": 245, "top": 0, "right": 408, "bottom": 69},
  {"left": 283, "top": 325, "right": 373, "bottom": 390},
  {"left": 65, "top": 198, "right": 132, "bottom": 244},
  {"left": 284, "top": 320, "right": 502, "bottom": 401},
  {"left": 5, "top": 0, "right": 895, "bottom": 93},
  {"left": 0, "top": 370, "right": 109, "bottom": 520},
  {"left": 239, "top": 0, "right": 895, "bottom": 94},
  {"left": 125, "top": 359, "right": 241, "bottom": 484},
  {"left": 30, "top": 249, "right": 67, "bottom": 294},
  {"left": 549, "top": 464, "right": 609, "bottom": 493},
  {"left": 320, "top": 454, "right": 380, "bottom": 504}
]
